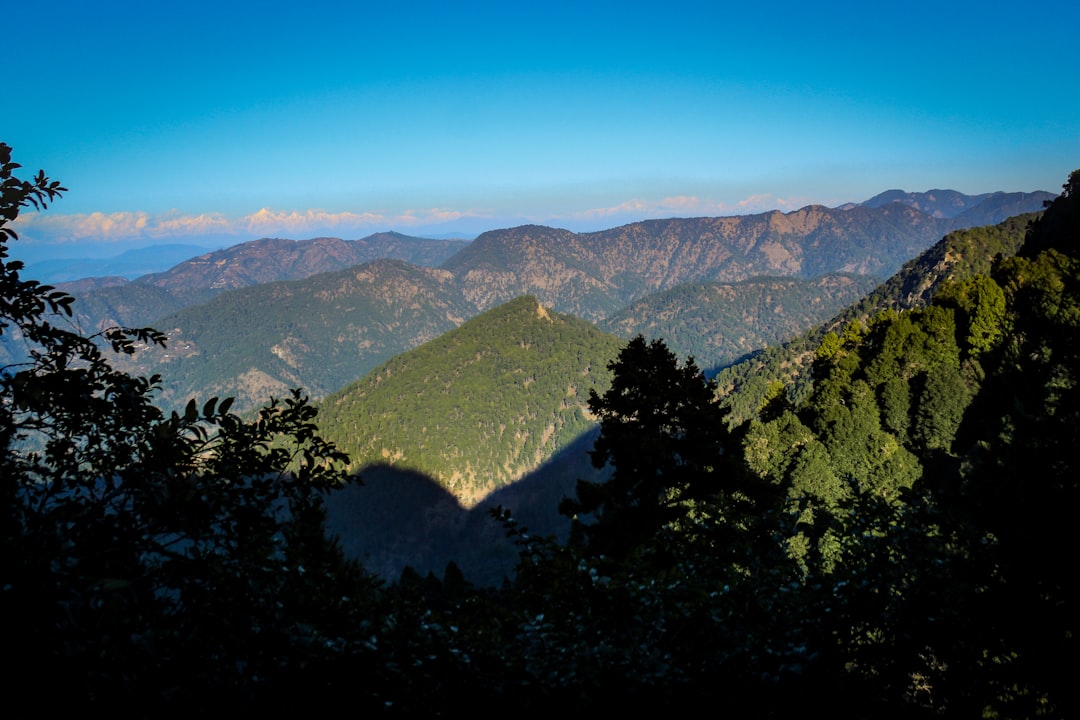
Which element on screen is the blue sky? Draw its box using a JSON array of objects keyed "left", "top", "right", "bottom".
[{"left": 6, "top": 0, "right": 1078, "bottom": 258}]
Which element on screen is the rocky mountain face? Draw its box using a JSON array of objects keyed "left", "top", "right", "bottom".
[
  {"left": 442, "top": 199, "right": 1049, "bottom": 321},
  {"left": 42, "top": 192, "right": 1053, "bottom": 336}
]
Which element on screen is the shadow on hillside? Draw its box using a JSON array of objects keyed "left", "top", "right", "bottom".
[
  {"left": 706, "top": 348, "right": 765, "bottom": 378},
  {"left": 325, "top": 428, "right": 608, "bottom": 587}
]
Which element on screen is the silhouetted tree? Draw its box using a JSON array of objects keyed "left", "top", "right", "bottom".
[
  {"left": 560, "top": 336, "right": 738, "bottom": 557},
  {"left": 0, "top": 143, "right": 367, "bottom": 712}
]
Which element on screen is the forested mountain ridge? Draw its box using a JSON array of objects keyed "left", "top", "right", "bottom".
[
  {"left": 0, "top": 232, "right": 470, "bottom": 374},
  {"left": 141, "top": 232, "right": 466, "bottom": 298},
  {"left": 716, "top": 211, "right": 1041, "bottom": 421},
  {"left": 116, "top": 258, "right": 471, "bottom": 412},
  {"left": 317, "top": 295, "right": 624, "bottom": 505},
  {"left": 716, "top": 171, "right": 1080, "bottom": 715},
  {"left": 6, "top": 189, "right": 1045, "bottom": 406},
  {"left": 21, "top": 189, "right": 1048, "bottom": 341},
  {"left": 109, "top": 259, "right": 888, "bottom": 416},
  {"left": 600, "top": 273, "right": 879, "bottom": 373},
  {"left": 86, "top": 197, "right": 1051, "bottom": 415}
]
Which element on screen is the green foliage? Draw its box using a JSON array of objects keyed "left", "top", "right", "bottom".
[
  {"left": 723, "top": 175, "right": 1080, "bottom": 715},
  {"left": 934, "top": 274, "right": 1008, "bottom": 355},
  {"left": 716, "top": 212, "right": 1038, "bottom": 425}
]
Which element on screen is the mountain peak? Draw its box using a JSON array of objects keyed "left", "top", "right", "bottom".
[{"left": 860, "top": 188, "right": 1055, "bottom": 220}]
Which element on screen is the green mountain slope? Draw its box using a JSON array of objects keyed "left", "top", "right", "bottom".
[
  {"left": 124, "top": 258, "right": 471, "bottom": 411},
  {"left": 725, "top": 178, "right": 1079, "bottom": 714},
  {"left": 317, "top": 296, "right": 624, "bottom": 505},
  {"left": 601, "top": 273, "right": 879, "bottom": 373},
  {"left": 64, "top": 201, "right": 1047, "bottom": 418},
  {"left": 716, "top": 212, "right": 1040, "bottom": 422}
]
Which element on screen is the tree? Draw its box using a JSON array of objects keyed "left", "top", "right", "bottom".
[
  {"left": 559, "top": 335, "right": 740, "bottom": 557},
  {"left": 0, "top": 143, "right": 365, "bottom": 711}
]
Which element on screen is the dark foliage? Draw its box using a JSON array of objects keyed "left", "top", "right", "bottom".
[
  {"left": 1, "top": 144, "right": 374, "bottom": 713},
  {"left": 560, "top": 336, "right": 734, "bottom": 556}
]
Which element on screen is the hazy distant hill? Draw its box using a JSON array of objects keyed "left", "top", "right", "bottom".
[
  {"left": 861, "top": 189, "right": 1053, "bottom": 222},
  {"left": 24, "top": 243, "right": 215, "bottom": 284},
  {"left": 65, "top": 232, "right": 469, "bottom": 329},
  {"left": 66, "top": 281, "right": 189, "bottom": 333},
  {"left": 601, "top": 273, "right": 880, "bottom": 373},
  {"left": 141, "top": 233, "right": 467, "bottom": 301},
  {"left": 317, "top": 296, "right": 624, "bottom": 506},
  {"left": 38, "top": 191, "right": 1052, "bottom": 340},
  {"left": 122, "top": 259, "right": 472, "bottom": 411}
]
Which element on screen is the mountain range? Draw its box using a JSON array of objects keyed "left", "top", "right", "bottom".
[
  {"left": 321, "top": 208, "right": 1049, "bottom": 582},
  {"left": 858, "top": 188, "right": 1051, "bottom": 220},
  {"left": 31, "top": 189, "right": 1040, "bottom": 412},
  {"left": 4, "top": 186, "right": 1055, "bottom": 581}
]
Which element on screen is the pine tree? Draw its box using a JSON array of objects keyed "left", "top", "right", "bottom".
[{"left": 560, "top": 336, "right": 736, "bottom": 557}]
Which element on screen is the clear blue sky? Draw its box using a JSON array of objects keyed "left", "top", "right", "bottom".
[{"left": 6, "top": 0, "right": 1078, "bottom": 256}]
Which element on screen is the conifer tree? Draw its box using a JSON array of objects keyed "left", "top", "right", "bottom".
[{"left": 560, "top": 335, "right": 737, "bottom": 557}]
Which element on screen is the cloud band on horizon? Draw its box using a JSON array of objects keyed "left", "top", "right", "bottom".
[{"left": 10, "top": 194, "right": 823, "bottom": 247}]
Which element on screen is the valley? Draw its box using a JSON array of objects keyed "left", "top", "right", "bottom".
[{"left": 6, "top": 188, "right": 1052, "bottom": 581}]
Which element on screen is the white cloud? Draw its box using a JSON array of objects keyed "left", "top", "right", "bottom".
[
  {"left": 9, "top": 205, "right": 495, "bottom": 246},
  {"left": 243, "top": 208, "right": 389, "bottom": 234},
  {"left": 395, "top": 208, "right": 474, "bottom": 225},
  {"left": 736, "top": 193, "right": 812, "bottom": 212},
  {"left": 154, "top": 211, "right": 233, "bottom": 236},
  {"left": 12, "top": 210, "right": 151, "bottom": 242},
  {"left": 6, "top": 194, "right": 822, "bottom": 249},
  {"left": 572, "top": 196, "right": 724, "bottom": 221}
]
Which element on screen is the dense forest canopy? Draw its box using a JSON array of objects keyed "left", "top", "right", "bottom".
[{"left": 2, "top": 143, "right": 1077, "bottom": 715}]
